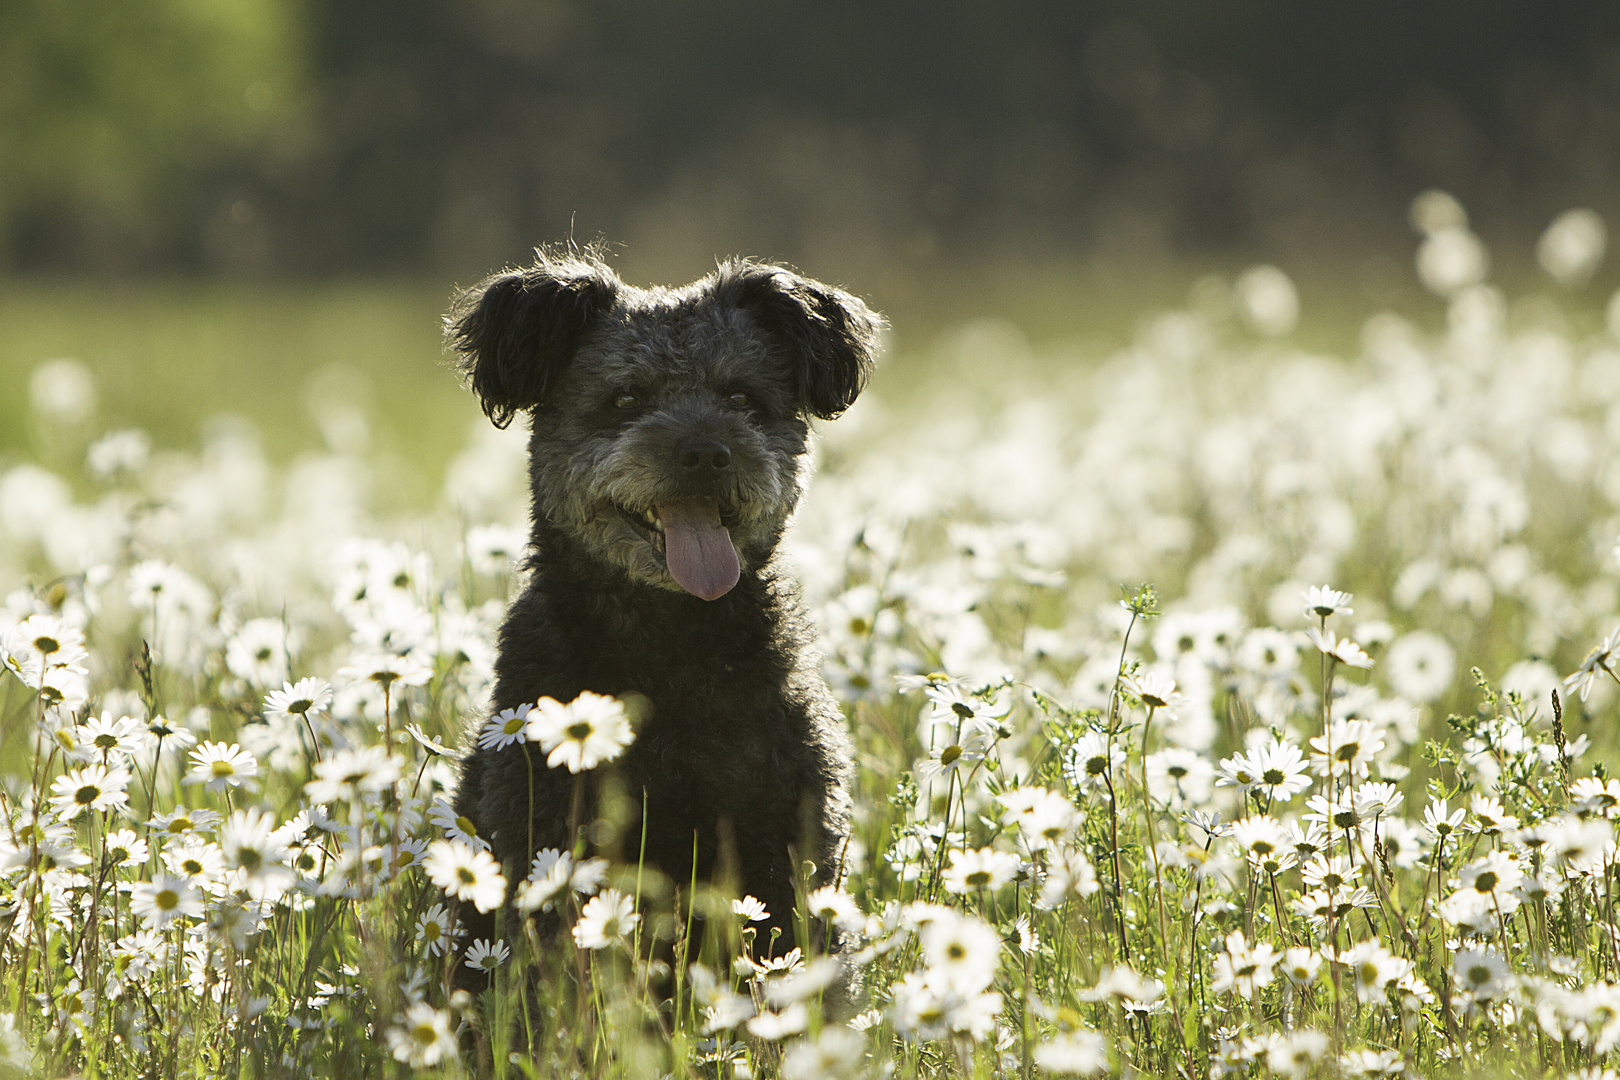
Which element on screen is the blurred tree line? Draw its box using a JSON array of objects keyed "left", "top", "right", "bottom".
[{"left": 4, "top": 0, "right": 1619, "bottom": 287}]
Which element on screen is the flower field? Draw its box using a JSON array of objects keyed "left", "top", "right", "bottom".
[{"left": 3, "top": 196, "right": 1620, "bottom": 1078}]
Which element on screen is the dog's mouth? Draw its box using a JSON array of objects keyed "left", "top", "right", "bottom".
[{"left": 618, "top": 496, "right": 742, "bottom": 601}]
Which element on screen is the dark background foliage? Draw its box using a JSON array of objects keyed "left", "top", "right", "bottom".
[{"left": 4, "top": 0, "right": 1617, "bottom": 292}]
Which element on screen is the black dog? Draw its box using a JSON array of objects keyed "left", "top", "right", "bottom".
[{"left": 445, "top": 246, "right": 880, "bottom": 982}]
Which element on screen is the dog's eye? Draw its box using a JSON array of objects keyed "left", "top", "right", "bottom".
[
  {"left": 727, "top": 392, "right": 749, "bottom": 408},
  {"left": 614, "top": 393, "right": 640, "bottom": 410}
]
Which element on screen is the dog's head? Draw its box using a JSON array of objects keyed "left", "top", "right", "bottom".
[{"left": 446, "top": 247, "right": 882, "bottom": 599}]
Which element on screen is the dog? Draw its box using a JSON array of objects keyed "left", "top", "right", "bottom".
[{"left": 444, "top": 245, "right": 881, "bottom": 990}]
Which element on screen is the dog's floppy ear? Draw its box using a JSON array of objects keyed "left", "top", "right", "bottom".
[
  {"left": 446, "top": 250, "right": 621, "bottom": 428},
  {"left": 718, "top": 261, "right": 883, "bottom": 420}
]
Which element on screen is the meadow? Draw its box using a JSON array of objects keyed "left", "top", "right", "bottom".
[{"left": 2, "top": 197, "right": 1620, "bottom": 1079}]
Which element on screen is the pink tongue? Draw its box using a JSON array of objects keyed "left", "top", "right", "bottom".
[{"left": 657, "top": 497, "right": 740, "bottom": 600}]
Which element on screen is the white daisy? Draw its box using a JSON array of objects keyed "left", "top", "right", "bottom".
[
  {"left": 149, "top": 806, "right": 221, "bottom": 839},
  {"left": 101, "top": 828, "right": 149, "bottom": 866},
  {"left": 1338, "top": 940, "right": 1413, "bottom": 1003},
  {"left": 477, "top": 703, "right": 534, "bottom": 750},
  {"left": 1063, "top": 731, "right": 1126, "bottom": 794},
  {"left": 914, "top": 726, "right": 994, "bottom": 784},
  {"left": 746, "top": 1002, "right": 809, "bottom": 1041},
  {"left": 527, "top": 692, "right": 635, "bottom": 773},
  {"left": 48, "top": 762, "right": 131, "bottom": 820},
  {"left": 512, "top": 849, "right": 609, "bottom": 913},
  {"left": 1122, "top": 669, "right": 1183, "bottom": 712},
  {"left": 1306, "top": 627, "right": 1373, "bottom": 669},
  {"left": 130, "top": 874, "right": 204, "bottom": 928},
  {"left": 1302, "top": 586, "right": 1353, "bottom": 620},
  {"left": 386, "top": 1002, "right": 458, "bottom": 1068},
  {"left": 1211, "top": 930, "right": 1280, "bottom": 999},
  {"left": 918, "top": 908, "right": 1002, "bottom": 993},
  {"left": 1036, "top": 846, "right": 1101, "bottom": 909},
  {"left": 804, "top": 887, "right": 864, "bottom": 933},
  {"left": 415, "top": 903, "right": 459, "bottom": 957},
  {"left": 161, "top": 839, "right": 226, "bottom": 894},
  {"left": 79, "top": 712, "right": 150, "bottom": 762},
  {"left": 781, "top": 1024, "right": 866, "bottom": 1080},
  {"left": 1565, "top": 626, "right": 1620, "bottom": 702},
  {"left": 1246, "top": 738, "right": 1313, "bottom": 801},
  {"left": 463, "top": 937, "right": 511, "bottom": 973},
  {"left": 997, "top": 786, "right": 1080, "bottom": 850},
  {"left": 422, "top": 839, "right": 508, "bottom": 913},
  {"left": 1308, "top": 718, "right": 1384, "bottom": 779},
  {"left": 571, "top": 888, "right": 640, "bottom": 950},
  {"left": 339, "top": 651, "right": 434, "bottom": 692},
  {"left": 303, "top": 745, "right": 402, "bottom": 804},
  {"left": 263, "top": 677, "right": 334, "bottom": 721},
  {"left": 218, "top": 808, "right": 295, "bottom": 900},
  {"left": 732, "top": 895, "right": 770, "bottom": 922},
  {"left": 225, "top": 617, "right": 295, "bottom": 687},
  {"left": 184, "top": 742, "right": 259, "bottom": 794},
  {"left": 427, "top": 800, "right": 490, "bottom": 853},
  {"left": 1034, "top": 1029, "right": 1109, "bottom": 1076},
  {"left": 941, "top": 846, "right": 1020, "bottom": 894},
  {"left": 890, "top": 969, "right": 1001, "bottom": 1041}
]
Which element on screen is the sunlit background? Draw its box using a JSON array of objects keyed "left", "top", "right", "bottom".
[{"left": 6, "top": 2, "right": 1620, "bottom": 473}]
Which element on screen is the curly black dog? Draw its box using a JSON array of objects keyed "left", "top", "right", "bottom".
[{"left": 445, "top": 246, "right": 880, "bottom": 987}]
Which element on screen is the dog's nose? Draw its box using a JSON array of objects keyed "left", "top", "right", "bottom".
[{"left": 677, "top": 437, "right": 732, "bottom": 473}]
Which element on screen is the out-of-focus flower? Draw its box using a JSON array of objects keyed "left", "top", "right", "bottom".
[
  {"left": 1234, "top": 265, "right": 1299, "bottom": 337},
  {"left": 1417, "top": 226, "right": 1489, "bottom": 296},
  {"left": 890, "top": 970, "right": 1001, "bottom": 1042},
  {"left": 1309, "top": 719, "right": 1384, "bottom": 778},
  {"left": 998, "top": 786, "right": 1080, "bottom": 849},
  {"left": 218, "top": 808, "right": 295, "bottom": 900},
  {"left": 1538, "top": 208, "right": 1607, "bottom": 286},
  {"left": 1384, "top": 631, "right": 1456, "bottom": 703},
  {"left": 130, "top": 875, "right": 204, "bottom": 928},
  {"left": 386, "top": 1002, "right": 457, "bottom": 1068},
  {"left": 781, "top": 1024, "right": 866, "bottom": 1080},
  {"left": 1339, "top": 940, "right": 1414, "bottom": 1003},
  {"left": 463, "top": 523, "right": 526, "bottom": 575},
  {"left": 303, "top": 745, "right": 401, "bottom": 804},
  {"left": 339, "top": 651, "right": 433, "bottom": 692},
  {"left": 1306, "top": 628, "right": 1373, "bottom": 669},
  {"left": 1034, "top": 1028, "right": 1109, "bottom": 1075},
  {"left": 942, "top": 846, "right": 1020, "bottom": 894},
  {"left": 572, "top": 889, "right": 639, "bottom": 950},
  {"left": 30, "top": 358, "right": 96, "bottom": 423},
  {"left": 1211, "top": 930, "right": 1280, "bottom": 999},
  {"left": 87, "top": 428, "right": 150, "bottom": 478},
  {"left": 225, "top": 618, "right": 296, "bottom": 687},
  {"left": 1280, "top": 947, "right": 1322, "bottom": 988}
]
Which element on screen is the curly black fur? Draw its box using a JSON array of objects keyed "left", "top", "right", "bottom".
[{"left": 444, "top": 245, "right": 882, "bottom": 990}]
